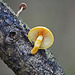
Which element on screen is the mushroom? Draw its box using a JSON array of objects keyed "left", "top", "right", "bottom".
[
  {"left": 28, "top": 26, "right": 54, "bottom": 54},
  {"left": 16, "top": 3, "right": 27, "bottom": 16}
]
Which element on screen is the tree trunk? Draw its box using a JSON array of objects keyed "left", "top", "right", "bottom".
[{"left": 0, "top": 1, "right": 64, "bottom": 75}]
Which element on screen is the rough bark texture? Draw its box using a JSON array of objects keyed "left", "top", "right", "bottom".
[{"left": 0, "top": 1, "right": 64, "bottom": 75}]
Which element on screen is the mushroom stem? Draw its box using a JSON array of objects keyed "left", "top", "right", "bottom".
[
  {"left": 31, "top": 35, "right": 43, "bottom": 54},
  {"left": 16, "top": 6, "right": 23, "bottom": 16}
]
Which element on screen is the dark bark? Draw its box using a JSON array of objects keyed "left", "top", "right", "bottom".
[{"left": 0, "top": 1, "right": 64, "bottom": 75}]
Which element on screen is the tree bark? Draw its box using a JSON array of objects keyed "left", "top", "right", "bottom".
[{"left": 0, "top": 1, "right": 64, "bottom": 75}]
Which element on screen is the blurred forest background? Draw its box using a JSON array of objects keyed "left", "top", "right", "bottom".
[{"left": 0, "top": 0, "right": 75, "bottom": 75}]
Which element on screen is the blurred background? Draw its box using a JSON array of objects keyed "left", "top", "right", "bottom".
[{"left": 0, "top": 0, "right": 75, "bottom": 75}]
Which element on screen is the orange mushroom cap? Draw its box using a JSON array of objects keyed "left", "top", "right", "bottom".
[{"left": 28, "top": 26, "right": 54, "bottom": 49}]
